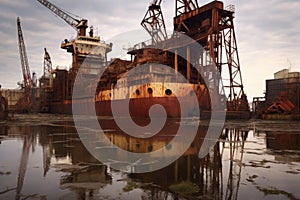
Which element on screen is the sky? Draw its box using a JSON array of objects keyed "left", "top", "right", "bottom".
[{"left": 0, "top": 0, "right": 299, "bottom": 101}]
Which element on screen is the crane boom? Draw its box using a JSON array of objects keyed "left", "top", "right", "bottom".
[
  {"left": 17, "top": 17, "right": 32, "bottom": 105},
  {"left": 36, "top": 0, "right": 88, "bottom": 36},
  {"left": 141, "top": 0, "right": 168, "bottom": 44}
]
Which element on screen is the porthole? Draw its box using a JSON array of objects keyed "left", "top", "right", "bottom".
[
  {"left": 148, "top": 145, "right": 153, "bottom": 152},
  {"left": 147, "top": 88, "right": 153, "bottom": 94},
  {"left": 165, "top": 89, "right": 172, "bottom": 96},
  {"left": 166, "top": 144, "right": 172, "bottom": 150},
  {"left": 136, "top": 142, "right": 140, "bottom": 148},
  {"left": 136, "top": 89, "right": 140, "bottom": 96}
]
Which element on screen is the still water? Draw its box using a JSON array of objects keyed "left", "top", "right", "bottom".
[{"left": 0, "top": 114, "right": 300, "bottom": 200}]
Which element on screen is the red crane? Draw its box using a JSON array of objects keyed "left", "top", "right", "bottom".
[{"left": 17, "top": 17, "right": 33, "bottom": 107}]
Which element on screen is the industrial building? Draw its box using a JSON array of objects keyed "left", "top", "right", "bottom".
[{"left": 253, "top": 68, "right": 300, "bottom": 120}]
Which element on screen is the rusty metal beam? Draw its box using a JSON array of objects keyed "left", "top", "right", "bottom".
[
  {"left": 172, "top": 1, "right": 249, "bottom": 112},
  {"left": 141, "top": 0, "right": 168, "bottom": 44}
]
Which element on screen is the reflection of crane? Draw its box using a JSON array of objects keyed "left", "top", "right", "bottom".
[
  {"left": 220, "top": 128, "right": 248, "bottom": 200},
  {"left": 36, "top": 0, "right": 88, "bottom": 36},
  {"left": 15, "top": 133, "right": 33, "bottom": 200},
  {"left": 17, "top": 17, "right": 33, "bottom": 107},
  {"left": 141, "top": 0, "right": 168, "bottom": 44}
]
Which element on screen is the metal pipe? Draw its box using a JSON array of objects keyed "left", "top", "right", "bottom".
[{"left": 187, "top": 47, "right": 190, "bottom": 81}]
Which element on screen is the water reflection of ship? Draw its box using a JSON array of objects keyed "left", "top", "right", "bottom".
[
  {"left": 144, "top": 128, "right": 248, "bottom": 200},
  {"left": 39, "top": 124, "right": 113, "bottom": 193},
  {"left": 99, "top": 118, "right": 207, "bottom": 154},
  {"left": 39, "top": 123, "right": 101, "bottom": 164},
  {"left": 3, "top": 122, "right": 251, "bottom": 199},
  {"left": 101, "top": 123, "right": 249, "bottom": 200}
]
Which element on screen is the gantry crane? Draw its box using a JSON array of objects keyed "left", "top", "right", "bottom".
[
  {"left": 36, "top": 0, "right": 88, "bottom": 36},
  {"left": 17, "top": 17, "right": 33, "bottom": 107},
  {"left": 141, "top": 0, "right": 168, "bottom": 44},
  {"left": 175, "top": 0, "right": 249, "bottom": 114},
  {"left": 141, "top": 0, "right": 250, "bottom": 116}
]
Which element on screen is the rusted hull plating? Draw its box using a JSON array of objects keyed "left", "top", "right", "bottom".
[{"left": 50, "top": 95, "right": 209, "bottom": 118}]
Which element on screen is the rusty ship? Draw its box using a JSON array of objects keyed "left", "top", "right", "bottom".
[{"left": 36, "top": 0, "right": 250, "bottom": 119}]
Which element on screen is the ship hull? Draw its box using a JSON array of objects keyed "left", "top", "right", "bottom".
[
  {"left": 50, "top": 80, "right": 211, "bottom": 118},
  {"left": 50, "top": 95, "right": 208, "bottom": 118}
]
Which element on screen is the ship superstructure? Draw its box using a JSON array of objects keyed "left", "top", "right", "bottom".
[{"left": 35, "top": 0, "right": 112, "bottom": 113}]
